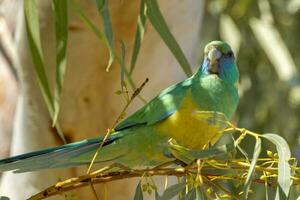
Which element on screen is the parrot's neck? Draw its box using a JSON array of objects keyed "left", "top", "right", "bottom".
[{"left": 191, "top": 74, "right": 239, "bottom": 119}]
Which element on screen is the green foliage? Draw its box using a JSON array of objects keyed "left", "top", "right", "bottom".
[
  {"left": 262, "top": 134, "right": 292, "bottom": 197},
  {"left": 52, "top": 0, "right": 68, "bottom": 126},
  {"left": 95, "top": 0, "right": 115, "bottom": 71},
  {"left": 24, "top": 0, "right": 300, "bottom": 199},
  {"left": 145, "top": 0, "right": 192, "bottom": 77},
  {"left": 242, "top": 137, "right": 261, "bottom": 200},
  {"left": 134, "top": 181, "right": 144, "bottom": 200},
  {"left": 156, "top": 181, "right": 186, "bottom": 200},
  {"left": 25, "top": 0, "right": 193, "bottom": 137},
  {"left": 202, "top": 0, "right": 300, "bottom": 198},
  {"left": 130, "top": 0, "right": 147, "bottom": 75},
  {"left": 24, "top": 0, "right": 66, "bottom": 143}
]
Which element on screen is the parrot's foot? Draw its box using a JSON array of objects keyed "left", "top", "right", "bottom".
[{"left": 174, "top": 159, "right": 188, "bottom": 167}]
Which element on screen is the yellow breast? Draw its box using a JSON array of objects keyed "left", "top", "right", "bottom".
[{"left": 154, "top": 90, "right": 223, "bottom": 149}]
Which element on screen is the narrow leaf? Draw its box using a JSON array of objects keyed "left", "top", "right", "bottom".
[
  {"left": 95, "top": 0, "right": 115, "bottom": 71},
  {"left": 53, "top": 0, "right": 68, "bottom": 126},
  {"left": 71, "top": 0, "right": 107, "bottom": 43},
  {"left": 120, "top": 41, "right": 126, "bottom": 90},
  {"left": 24, "top": 0, "right": 53, "bottom": 114},
  {"left": 195, "top": 187, "right": 206, "bottom": 200},
  {"left": 24, "top": 0, "right": 66, "bottom": 143},
  {"left": 275, "top": 186, "right": 289, "bottom": 200},
  {"left": 133, "top": 181, "right": 144, "bottom": 200},
  {"left": 155, "top": 190, "right": 161, "bottom": 200},
  {"left": 145, "top": 0, "right": 192, "bottom": 77},
  {"left": 242, "top": 137, "right": 261, "bottom": 200},
  {"left": 220, "top": 14, "right": 241, "bottom": 56},
  {"left": 159, "top": 181, "right": 187, "bottom": 200},
  {"left": 168, "top": 142, "right": 234, "bottom": 165},
  {"left": 262, "top": 133, "right": 292, "bottom": 197},
  {"left": 250, "top": 18, "right": 297, "bottom": 81},
  {"left": 71, "top": 1, "right": 146, "bottom": 103},
  {"left": 130, "top": 0, "right": 147, "bottom": 74},
  {"left": 182, "top": 189, "right": 196, "bottom": 200}
]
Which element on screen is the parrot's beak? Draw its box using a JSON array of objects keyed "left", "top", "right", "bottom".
[{"left": 207, "top": 47, "right": 222, "bottom": 74}]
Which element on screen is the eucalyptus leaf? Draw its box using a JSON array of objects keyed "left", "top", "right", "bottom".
[
  {"left": 52, "top": 0, "right": 68, "bottom": 126},
  {"left": 275, "top": 186, "right": 288, "bottom": 200},
  {"left": 242, "top": 137, "right": 261, "bottom": 200},
  {"left": 182, "top": 189, "right": 196, "bottom": 200},
  {"left": 71, "top": 0, "right": 107, "bottom": 43},
  {"left": 24, "top": 0, "right": 53, "bottom": 115},
  {"left": 262, "top": 133, "right": 292, "bottom": 197},
  {"left": 130, "top": 0, "right": 147, "bottom": 74},
  {"left": 133, "top": 181, "right": 144, "bottom": 200},
  {"left": 195, "top": 187, "right": 207, "bottom": 200},
  {"left": 158, "top": 181, "right": 187, "bottom": 200},
  {"left": 120, "top": 41, "right": 126, "bottom": 90},
  {"left": 95, "top": 0, "right": 115, "bottom": 71},
  {"left": 145, "top": 0, "right": 192, "bottom": 77},
  {"left": 168, "top": 143, "right": 234, "bottom": 165},
  {"left": 24, "top": 0, "right": 66, "bottom": 143},
  {"left": 190, "top": 144, "right": 234, "bottom": 159}
]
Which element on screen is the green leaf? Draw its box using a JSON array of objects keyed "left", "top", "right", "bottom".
[
  {"left": 52, "top": 0, "right": 68, "bottom": 126},
  {"left": 195, "top": 187, "right": 207, "bottom": 200},
  {"left": 190, "top": 144, "right": 234, "bottom": 159},
  {"left": 95, "top": 0, "right": 115, "bottom": 71},
  {"left": 168, "top": 142, "right": 234, "bottom": 164},
  {"left": 242, "top": 137, "right": 261, "bottom": 200},
  {"left": 130, "top": 0, "right": 147, "bottom": 74},
  {"left": 182, "top": 189, "right": 196, "bottom": 200},
  {"left": 145, "top": 0, "right": 192, "bottom": 77},
  {"left": 71, "top": 0, "right": 107, "bottom": 43},
  {"left": 71, "top": 1, "right": 147, "bottom": 103},
  {"left": 182, "top": 187, "right": 206, "bottom": 200},
  {"left": 133, "top": 181, "right": 144, "bottom": 200},
  {"left": 275, "top": 186, "right": 288, "bottom": 200},
  {"left": 120, "top": 41, "right": 126, "bottom": 90},
  {"left": 250, "top": 18, "right": 297, "bottom": 81},
  {"left": 0, "top": 196, "right": 10, "bottom": 200},
  {"left": 24, "top": 0, "right": 66, "bottom": 143},
  {"left": 262, "top": 133, "right": 292, "bottom": 197},
  {"left": 158, "top": 181, "right": 187, "bottom": 200},
  {"left": 219, "top": 14, "right": 241, "bottom": 56},
  {"left": 155, "top": 190, "right": 161, "bottom": 200},
  {"left": 168, "top": 140, "right": 195, "bottom": 164},
  {"left": 24, "top": 0, "right": 53, "bottom": 114}
]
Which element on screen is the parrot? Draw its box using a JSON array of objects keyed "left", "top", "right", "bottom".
[{"left": 0, "top": 41, "right": 239, "bottom": 173}]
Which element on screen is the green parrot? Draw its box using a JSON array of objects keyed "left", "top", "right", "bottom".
[{"left": 0, "top": 41, "right": 239, "bottom": 172}]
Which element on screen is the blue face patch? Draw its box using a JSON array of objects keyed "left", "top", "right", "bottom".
[
  {"left": 218, "top": 56, "right": 239, "bottom": 84},
  {"left": 200, "top": 58, "right": 211, "bottom": 75},
  {"left": 199, "top": 56, "right": 239, "bottom": 84}
]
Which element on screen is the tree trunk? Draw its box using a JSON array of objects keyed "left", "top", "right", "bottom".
[{"left": 0, "top": 0, "right": 204, "bottom": 199}]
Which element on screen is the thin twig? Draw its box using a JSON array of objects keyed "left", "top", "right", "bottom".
[
  {"left": 86, "top": 78, "right": 149, "bottom": 174},
  {"left": 29, "top": 158, "right": 286, "bottom": 200}
]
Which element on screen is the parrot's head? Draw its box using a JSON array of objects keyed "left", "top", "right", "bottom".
[{"left": 200, "top": 41, "right": 239, "bottom": 84}]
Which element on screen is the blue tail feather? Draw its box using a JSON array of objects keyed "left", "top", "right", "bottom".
[{"left": 0, "top": 134, "right": 121, "bottom": 173}]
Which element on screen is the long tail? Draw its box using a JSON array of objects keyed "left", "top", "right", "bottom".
[{"left": 0, "top": 134, "right": 121, "bottom": 173}]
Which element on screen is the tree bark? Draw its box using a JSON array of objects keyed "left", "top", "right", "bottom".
[{"left": 0, "top": 0, "right": 204, "bottom": 199}]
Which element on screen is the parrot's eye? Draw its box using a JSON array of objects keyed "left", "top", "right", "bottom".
[{"left": 227, "top": 51, "right": 234, "bottom": 57}]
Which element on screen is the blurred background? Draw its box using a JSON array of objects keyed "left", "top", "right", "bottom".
[{"left": 0, "top": 0, "right": 299, "bottom": 199}]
